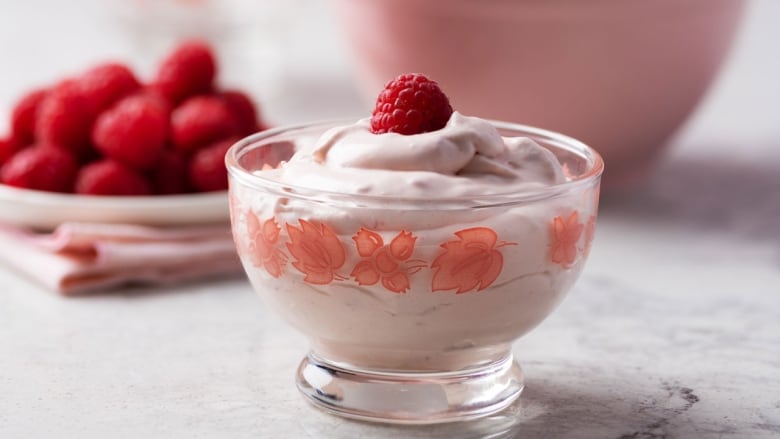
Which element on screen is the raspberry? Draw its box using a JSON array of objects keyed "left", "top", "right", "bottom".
[
  {"left": 92, "top": 94, "right": 168, "bottom": 170},
  {"left": 75, "top": 160, "right": 151, "bottom": 196},
  {"left": 171, "top": 96, "right": 238, "bottom": 153},
  {"left": 154, "top": 40, "right": 216, "bottom": 104},
  {"left": 135, "top": 86, "right": 173, "bottom": 116},
  {"left": 0, "top": 137, "right": 22, "bottom": 167},
  {"left": 79, "top": 62, "right": 141, "bottom": 112},
  {"left": 150, "top": 150, "right": 190, "bottom": 195},
  {"left": 219, "top": 90, "right": 260, "bottom": 136},
  {"left": 10, "top": 88, "right": 48, "bottom": 146},
  {"left": 188, "top": 137, "right": 236, "bottom": 192},
  {"left": 35, "top": 80, "right": 95, "bottom": 155},
  {"left": 1, "top": 144, "right": 78, "bottom": 193},
  {"left": 370, "top": 73, "right": 453, "bottom": 135}
]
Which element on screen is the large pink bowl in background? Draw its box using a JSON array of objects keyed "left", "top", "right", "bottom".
[{"left": 331, "top": 0, "right": 746, "bottom": 190}]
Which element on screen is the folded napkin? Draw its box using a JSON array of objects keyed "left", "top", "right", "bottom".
[{"left": 0, "top": 222, "right": 244, "bottom": 295}]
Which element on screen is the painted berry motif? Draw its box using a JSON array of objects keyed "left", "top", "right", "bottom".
[
  {"left": 350, "top": 228, "right": 426, "bottom": 294},
  {"left": 431, "top": 227, "right": 515, "bottom": 294},
  {"left": 246, "top": 212, "right": 287, "bottom": 278},
  {"left": 550, "top": 211, "right": 584, "bottom": 268},
  {"left": 286, "top": 220, "right": 347, "bottom": 284}
]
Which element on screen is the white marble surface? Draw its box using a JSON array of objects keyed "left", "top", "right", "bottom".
[{"left": 1, "top": 1, "right": 779, "bottom": 438}]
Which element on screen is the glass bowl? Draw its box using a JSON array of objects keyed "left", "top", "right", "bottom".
[{"left": 225, "top": 119, "right": 603, "bottom": 424}]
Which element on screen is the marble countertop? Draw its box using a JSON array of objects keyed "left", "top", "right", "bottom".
[{"left": 1, "top": 1, "right": 779, "bottom": 438}]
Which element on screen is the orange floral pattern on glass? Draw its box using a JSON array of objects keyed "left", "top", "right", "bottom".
[
  {"left": 237, "top": 208, "right": 596, "bottom": 292},
  {"left": 350, "top": 228, "right": 427, "bottom": 294},
  {"left": 431, "top": 227, "right": 516, "bottom": 294},
  {"left": 550, "top": 211, "right": 584, "bottom": 268},
  {"left": 286, "top": 219, "right": 347, "bottom": 284},
  {"left": 246, "top": 212, "right": 288, "bottom": 278}
]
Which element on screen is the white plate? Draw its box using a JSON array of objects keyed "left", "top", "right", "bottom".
[{"left": 0, "top": 184, "right": 230, "bottom": 230}]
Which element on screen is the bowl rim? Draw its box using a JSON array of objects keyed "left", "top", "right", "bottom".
[{"left": 225, "top": 118, "right": 604, "bottom": 209}]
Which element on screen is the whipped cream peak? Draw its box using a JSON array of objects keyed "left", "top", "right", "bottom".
[
  {"left": 308, "top": 112, "right": 505, "bottom": 175},
  {"left": 266, "top": 112, "right": 566, "bottom": 198}
]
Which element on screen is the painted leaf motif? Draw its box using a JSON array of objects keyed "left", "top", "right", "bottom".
[
  {"left": 263, "top": 254, "right": 285, "bottom": 278},
  {"left": 246, "top": 209, "right": 261, "bottom": 236},
  {"left": 247, "top": 213, "right": 276, "bottom": 261},
  {"left": 431, "top": 227, "right": 508, "bottom": 294},
  {"left": 245, "top": 212, "right": 287, "bottom": 278},
  {"left": 286, "top": 219, "right": 346, "bottom": 285},
  {"left": 550, "top": 211, "right": 584, "bottom": 268},
  {"left": 262, "top": 215, "right": 281, "bottom": 242}
]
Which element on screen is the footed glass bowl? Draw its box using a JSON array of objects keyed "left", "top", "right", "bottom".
[{"left": 226, "top": 120, "right": 603, "bottom": 424}]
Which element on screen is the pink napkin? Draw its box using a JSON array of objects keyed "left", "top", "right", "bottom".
[{"left": 0, "top": 222, "right": 244, "bottom": 295}]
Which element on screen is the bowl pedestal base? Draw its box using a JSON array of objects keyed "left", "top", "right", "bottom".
[{"left": 295, "top": 351, "right": 524, "bottom": 424}]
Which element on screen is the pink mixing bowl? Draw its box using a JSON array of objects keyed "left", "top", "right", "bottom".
[{"left": 331, "top": 0, "right": 746, "bottom": 190}]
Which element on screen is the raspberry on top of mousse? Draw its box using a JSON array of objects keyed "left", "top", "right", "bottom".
[{"left": 370, "top": 73, "right": 453, "bottom": 135}]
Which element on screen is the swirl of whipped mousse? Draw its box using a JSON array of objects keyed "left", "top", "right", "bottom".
[{"left": 265, "top": 112, "right": 566, "bottom": 197}]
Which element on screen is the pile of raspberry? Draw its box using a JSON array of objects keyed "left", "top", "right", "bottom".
[{"left": 0, "top": 40, "right": 265, "bottom": 196}]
